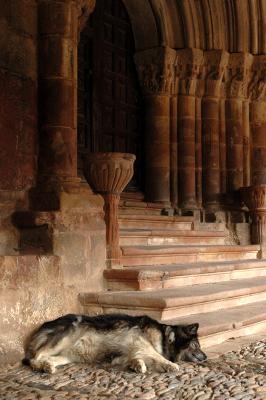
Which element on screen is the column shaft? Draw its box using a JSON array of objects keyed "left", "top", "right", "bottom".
[
  {"left": 178, "top": 95, "right": 196, "bottom": 209},
  {"left": 145, "top": 95, "right": 170, "bottom": 203},
  {"left": 225, "top": 99, "right": 244, "bottom": 191},
  {"left": 170, "top": 96, "right": 178, "bottom": 206},
  {"left": 250, "top": 101, "right": 266, "bottom": 185},
  {"left": 38, "top": 0, "right": 78, "bottom": 180},
  {"left": 202, "top": 97, "right": 220, "bottom": 208},
  {"left": 243, "top": 100, "right": 251, "bottom": 187}
]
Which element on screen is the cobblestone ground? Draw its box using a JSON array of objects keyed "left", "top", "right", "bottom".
[{"left": 0, "top": 339, "right": 265, "bottom": 400}]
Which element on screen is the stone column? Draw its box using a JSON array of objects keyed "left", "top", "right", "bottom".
[
  {"left": 135, "top": 47, "right": 176, "bottom": 204},
  {"left": 176, "top": 49, "right": 203, "bottom": 210},
  {"left": 241, "top": 185, "right": 266, "bottom": 257},
  {"left": 240, "top": 56, "right": 266, "bottom": 257},
  {"left": 195, "top": 96, "right": 203, "bottom": 209},
  {"left": 170, "top": 94, "right": 178, "bottom": 207},
  {"left": 225, "top": 53, "right": 253, "bottom": 197},
  {"left": 35, "top": 0, "right": 95, "bottom": 208},
  {"left": 201, "top": 51, "right": 229, "bottom": 210},
  {"left": 249, "top": 56, "right": 266, "bottom": 186}
]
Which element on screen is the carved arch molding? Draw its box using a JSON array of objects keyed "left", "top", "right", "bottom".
[{"left": 78, "top": 0, "right": 266, "bottom": 55}]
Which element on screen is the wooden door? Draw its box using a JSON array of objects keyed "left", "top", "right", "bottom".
[{"left": 78, "top": 0, "right": 144, "bottom": 190}]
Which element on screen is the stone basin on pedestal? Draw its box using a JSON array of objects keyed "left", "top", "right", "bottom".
[{"left": 83, "top": 152, "right": 136, "bottom": 266}]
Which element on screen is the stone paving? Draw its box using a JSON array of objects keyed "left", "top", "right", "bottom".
[{"left": 0, "top": 339, "right": 265, "bottom": 400}]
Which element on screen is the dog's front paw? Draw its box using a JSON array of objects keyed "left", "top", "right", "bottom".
[
  {"left": 131, "top": 359, "right": 147, "bottom": 374},
  {"left": 156, "top": 361, "right": 180, "bottom": 373},
  {"left": 41, "top": 361, "right": 56, "bottom": 374},
  {"left": 31, "top": 359, "right": 56, "bottom": 374},
  {"left": 165, "top": 362, "right": 180, "bottom": 372}
]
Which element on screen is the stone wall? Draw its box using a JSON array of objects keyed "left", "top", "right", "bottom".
[
  {"left": 0, "top": 0, "right": 38, "bottom": 254},
  {"left": 0, "top": 0, "right": 107, "bottom": 363},
  {"left": 0, "top": 0, "right": 37, "bottom": 191}
]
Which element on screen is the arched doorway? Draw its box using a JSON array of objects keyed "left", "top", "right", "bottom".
[{"left": 78, "top": 0, "right": 144, "bottom": 191}]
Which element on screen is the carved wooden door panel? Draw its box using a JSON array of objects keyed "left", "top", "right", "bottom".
[{"left": 78, "top": 0, "right": 144, "bottom": 190}]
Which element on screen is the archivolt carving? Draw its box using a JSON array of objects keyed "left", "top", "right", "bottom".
[{"left": 147, "top": 0, "right": 266, "bottom": 55}]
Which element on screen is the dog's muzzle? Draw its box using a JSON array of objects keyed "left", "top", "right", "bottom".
[{"left": 178, "top": 349, "right": 207, "bottom": 363}]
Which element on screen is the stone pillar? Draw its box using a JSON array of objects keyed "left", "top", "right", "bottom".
[
  {"left": 0, "top": 0, "right": 38, "bottom": 254},
  {"left": 241, "top": 185, "right": 266, "bottom": 257},
  {"left": 249, "top": 55, "right": 266, "bottom": 185},
  {"left": 135, "top": 47, "right": 176, "bottom": 204},
  {"left": 195, "top": 96, "right": 202, "bottom": 209},
  {"left": 201, "top": 51, "right": 229, "bottom": 210},
  {"left": 33, "top": 0, "right": 95, "bottom": 210},
  {"left": 38, "top": 0, "right": 77, "bottom": 181},
  {"left": 83, "top": 152, "right": 135, "bottom": 266},
  {"left": 176, "top": 49, "right": 203, "bottom": 210},
  {"left": 170, "top": 95, "right": 178, "bottom": 207},
  {"left": 225, "top": 54, "right": 253, "bottom": 197},
  {"left": 240, "top": 56, "right": 266, "bottom": 256}
]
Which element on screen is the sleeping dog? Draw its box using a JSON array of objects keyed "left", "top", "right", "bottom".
[{"left": 23, "top": 313, "right": 207, "bottom": 373}]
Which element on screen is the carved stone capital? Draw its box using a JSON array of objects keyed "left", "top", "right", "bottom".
[
  {"left": 247, "top": 55, "right": 266, "bottom": 101},
  {"left": 77, "top": 0, "right": 96, "bottom": 34},
  {"left": 225, "top": 53, "right": 253, "bottom": 99},
  {"left": 176, "top": 48, "right": 203, "bottom": 96},
  {"left": 134, "top": 47, "right": 177, "bottom": 96},
  {"left": 201, "top": 50, "right": 229, "bottom": 97}
]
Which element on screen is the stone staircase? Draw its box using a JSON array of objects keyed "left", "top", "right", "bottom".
[{"left": 80, "top": 195, "right": 266, "bottom": 349}]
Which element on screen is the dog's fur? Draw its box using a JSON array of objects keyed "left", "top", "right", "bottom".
[{"left": 23, "top": 314, "right": 207, "bottom": 374}]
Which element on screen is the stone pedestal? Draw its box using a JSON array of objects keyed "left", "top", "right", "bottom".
[
  {"left": 240, "top": 185, "right": 266, "bottom": 258},
  {"left": 83, "top": 152, "right": 135, "bottom": 266}
]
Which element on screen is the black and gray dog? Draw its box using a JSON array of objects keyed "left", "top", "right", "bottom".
[{"left": 23, "top": 314, "right": 207, "bottom": 374}]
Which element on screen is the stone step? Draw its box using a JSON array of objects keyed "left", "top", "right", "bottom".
[
  {"left": 119, "top": 200, "right": 165, "bottom": 215},
  {"left": 169, "top": 301, "right": 266, "bottom": 349},
  {"left": 120, "top": 191, "right": 145, "bottom": 201},
  {"left": 119, "top": 229, "right": 227, "bottom": 246},
  {"left": 119, "top": 207, "right": 163, "bottom": 216},
  {"left": 118, "top": 214, "right": 194, "bottom": 230},
  {"left": 120, "top": 244, "right": 259, "bottom": 266},
  {"left": 104, "top": 259, "right": 266, "bottom": 291},
  {"left": 79, "top": 276, "right": 266, "bottom": 321}
]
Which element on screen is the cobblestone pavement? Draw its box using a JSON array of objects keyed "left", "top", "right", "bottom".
[{"left": 0, "top": 339, "right": 265, "bottom": 400}]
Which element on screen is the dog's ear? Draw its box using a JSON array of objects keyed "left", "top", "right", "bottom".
[
  {"left": 165, "top": 326, "right": 175, "bottom": 343},
  {"left": 185, "top": 323, "right": 199, "bottom": 336}
]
